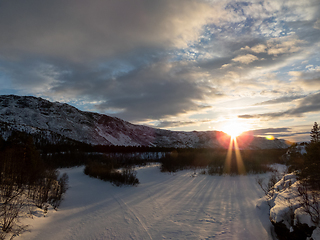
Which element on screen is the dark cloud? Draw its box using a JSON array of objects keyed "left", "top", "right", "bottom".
[
  {"left": 276, "top": 131, "right": 310, "bottom": 137},
  {"left": 287, "top": 20, "right": 320, "bottom": 47},
  {"left": 246, "top": 127, "right": 291, "bottom": 135},
  {"left": 1, "top": 50, "right": 225, "bottom": 121},
  {"left": 239, "top": 92, "right": 320, "bottom": 119},
  {"left": 254, "top": 95, "right": 306, "bottom": 105},
  {"left": 293, "top": 69, "right": 320, "bottom": 89},
  {"left": 0, "top": 0, "right": 225, "bottom": 121},
  {"left": 303, "top": 77, "right": 320, "bottom": 86},
  {"left": 156, "top": 120, "right": 212, "bottom": 128},
  {"left": 245, "top": 127, "right": 311, "bottom": 140},
  {"left": 238, "top": 114, "right": 254, "bottom": 119},
  {"left": 28, "top": 59, "right": 222, "bottom": 121},
  {"left": 0, "top": 0, "right": 219, "bottom": 62},
  {"left": 288, "top": 92, "right": 320, "bottom": 115},
  {"left": 90, "top": 62, "right": 220, "bottom": 121}
]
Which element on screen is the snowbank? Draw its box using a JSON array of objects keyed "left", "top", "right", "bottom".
[{"left": 257, "top": 173, "right": 319, "bottom": 239}]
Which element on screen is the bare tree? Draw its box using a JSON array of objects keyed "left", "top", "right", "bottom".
[
  {"left": 256, "top": 171, "right": 282, "bottom": 209},
  {"left": 297, "top": 183, "right": 320, "bottom": 226},
  {"left": 50, "top": 173, "right": 69, "bottom": 210}
]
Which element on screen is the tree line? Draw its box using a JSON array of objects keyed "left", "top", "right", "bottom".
[
  {"left": 0, "top": 132, "right": 68, "bottom": 239},
  {"left": 160, "top": 148, "right": 287, "bottom": 175},
  {"left": 287, "top": 121, "right": 320, "bottom": 190}
]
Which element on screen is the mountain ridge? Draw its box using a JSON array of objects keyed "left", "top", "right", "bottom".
[{"left": 0, "top": 95, "right": 289, "bottom": 149}]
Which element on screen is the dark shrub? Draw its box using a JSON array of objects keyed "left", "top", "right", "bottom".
[{"left": 84, "top": 162, "right": 139, "bottom": 186}]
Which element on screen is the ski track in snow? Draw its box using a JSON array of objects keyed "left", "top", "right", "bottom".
[{"left": 17, "top": 166, "right": 274, "bottom": 240}]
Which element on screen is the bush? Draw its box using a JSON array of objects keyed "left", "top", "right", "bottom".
[{"left": 84, "top": 162, "right": 139, "bottom": 186}]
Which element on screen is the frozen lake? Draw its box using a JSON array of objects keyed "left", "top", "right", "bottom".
[{"left": 18, "top": 165, "right": 274, "bottom": 240}]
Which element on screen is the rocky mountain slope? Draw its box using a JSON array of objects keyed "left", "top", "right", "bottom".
[{"left": 0, "top": 95, "right": 289, "bottom": 149}]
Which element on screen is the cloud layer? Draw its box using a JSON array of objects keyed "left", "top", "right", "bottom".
[{"left": 0, "top": 0, "right": 221, "bottom": 61}]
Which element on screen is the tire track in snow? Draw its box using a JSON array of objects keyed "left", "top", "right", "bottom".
[{"left": 113, "top": 196, "right": 153, "bottom": 240}]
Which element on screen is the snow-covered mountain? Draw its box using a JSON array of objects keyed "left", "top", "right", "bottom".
[{"left": 0, "top": 95, "right": 289, "bottom": 149}]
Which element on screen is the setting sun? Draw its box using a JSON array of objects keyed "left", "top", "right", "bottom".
[{"left": 221, "top": 119, "right": 249, "bottom": 138}]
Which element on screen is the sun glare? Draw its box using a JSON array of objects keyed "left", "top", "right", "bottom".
[{"left": 221, "top": 120, "right": 249, "bottom": 139}]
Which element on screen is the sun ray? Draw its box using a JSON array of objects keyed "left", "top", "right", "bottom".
[
  {"left": 222, "top": 120, "right": 247, "bottom": 175},
  {"left": 234, "top": 137, "right": 246, "bottom": 174},
  {"left": 224, "top": 137, "right": 233, "bottom": 174},
  {"left": 223, "top": 137, "right": 246, "bottom": 175}
]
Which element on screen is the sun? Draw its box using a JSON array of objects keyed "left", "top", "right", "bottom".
[{"left": 221, "top": 119, "right": 249, "bottom": 139}]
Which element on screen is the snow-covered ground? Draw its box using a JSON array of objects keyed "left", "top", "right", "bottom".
[{"left": 17, "top": 165, "right": 275, "bottom": 240}]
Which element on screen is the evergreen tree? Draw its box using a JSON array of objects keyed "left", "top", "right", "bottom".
[
  {"left": 299, "top": 122, "right": 320, "bottom": 190},
  {"left": 310, "top": 122, "right": 320, "bottom": 143}
]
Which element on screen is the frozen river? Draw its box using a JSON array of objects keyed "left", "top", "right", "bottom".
[{"left": 18, "top": 165, "right": 274, "bottom": 240}]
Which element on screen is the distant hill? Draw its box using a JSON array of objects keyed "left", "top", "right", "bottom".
[{"left": 0, "top": 95, "right": 289, "bottom": 149}]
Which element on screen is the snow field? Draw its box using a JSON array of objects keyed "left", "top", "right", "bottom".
[{"left": 17, "top": 165, "right": 274, "bottom": 240}]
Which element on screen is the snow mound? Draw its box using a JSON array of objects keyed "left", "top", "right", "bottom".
[{"left": 259, "top": 173, "right": 319, "bottom": 239}]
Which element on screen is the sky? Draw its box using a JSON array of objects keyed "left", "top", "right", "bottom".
[{"left": 0, "top": 0, "right": 320, "bottom": 142}]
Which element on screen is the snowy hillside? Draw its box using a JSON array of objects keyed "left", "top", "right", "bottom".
[{"left": 0, "top": 95, "right": 289, "bottom": 149}]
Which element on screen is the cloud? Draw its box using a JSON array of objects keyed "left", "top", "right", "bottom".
[
  {"left": 248, "top": 128, "right": 310, "bottom": 140},
  {"left": 240, "top": 44, "right": 267, "bottom": 54},
  {"left": 239, "top": 92, "right": 320, "bottom": 119},
  {"left": 0, "top": 0, "right": 222, "bottom": 62},
  {"left": 234, "top": 38, "right": 306, "bottom": 61},
  {"left": 156, "top": 119, "right": 212, "bottom": 128},
  {"left": 290, "top": 68, "right": 320, "bottom": 91},
  {"left": 41, "top": 60, "right": 223, "bottom": 121},
  {"left": 289, "top": 71, "right": 303, "bottom": 77},
  {"left": 246, "top": 127, "right": 291, "bottom": 135},
  {"left": 251, "top": 44, "right": 267, "bottom": 53},
  {"left": 315, "top": 19, "right": 320, "bottom": 30},
  {"left": 232, "top": 54, "right": 259, "bottom": 64},
  {"left": 266, "top": 38, "right": 303, "bottom": 56},
  {"left": 0, "top": 0, "right": 228, "bottom": 122},
  {"left": 0, "top": 60, "right": 60, "bottom": 95},
  {"left": 254, "top": 95, "right": 306, "bottom": 105}
]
